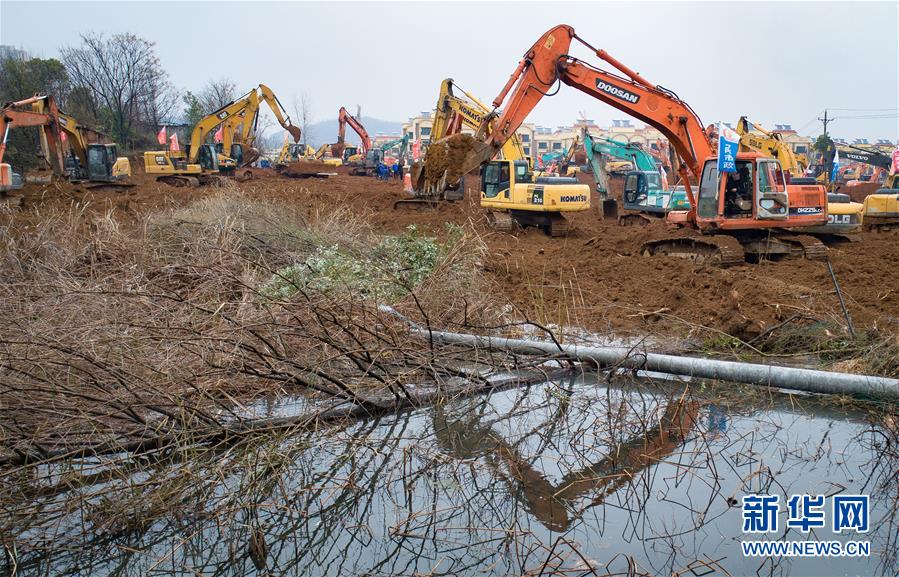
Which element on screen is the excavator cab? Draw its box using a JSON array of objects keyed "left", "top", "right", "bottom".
[
  {"left": 86, "top": 144, "right": 130, "bottom": 182},
  {"left": 694, "top": 158, "right": 791, "bottom": 222}
]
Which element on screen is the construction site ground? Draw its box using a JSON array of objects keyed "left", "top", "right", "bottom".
[{"left": 6, "top": 165, "right": 898, "bottom": 343}]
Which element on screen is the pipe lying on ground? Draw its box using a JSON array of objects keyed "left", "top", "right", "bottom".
[{"left": 381, "top": 306, "right": 899, "bottom": 401}]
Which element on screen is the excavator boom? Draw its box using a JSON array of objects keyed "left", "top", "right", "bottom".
[
  {"left": 332, "top": 107, "right": 371, "bottom": 160},
  {"left": 456, "top": 24, "right": 712, "bottom": 213}
]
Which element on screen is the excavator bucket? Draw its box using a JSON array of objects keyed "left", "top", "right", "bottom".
[
  {"left": 285, "top": 125, "right": 302, "bottom": 143},
  {"left": 602, "top": 198, "right": 619, "bottom": 220}
]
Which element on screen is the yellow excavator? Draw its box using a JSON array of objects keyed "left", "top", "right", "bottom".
[
  {"left": 396, "top": 78, "right": 589, "bottom": 236},
  {"left": 863, "top": 168, "right": 899, "bottom": 231},
  {"left": 146, "top": 85, "right": 301, "bottom": 187},
  {"left": 220, "top": 84, "right": 302, "bottom": 168},
  {"left": 736, "top": 116, "right": 863, "bottom": 236},
  {"left": 0, "top": 94, "right": 131, "bottom": 192}
]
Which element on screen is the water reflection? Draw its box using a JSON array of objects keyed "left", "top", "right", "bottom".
[{"left": 6, "top": 373, "right": 898, "bottom": 577}]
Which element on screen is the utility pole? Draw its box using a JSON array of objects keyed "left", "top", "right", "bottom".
[
  {"left": 817, "top": 109, "right": 835, "bottom": 183},
  {"left": 818, "top": 109, "right": 833, "bottom": 136}
]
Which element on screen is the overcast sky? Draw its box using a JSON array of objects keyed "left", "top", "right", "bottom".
[{"left": 2, "top": 1, "right": 897, "bottom": 141}]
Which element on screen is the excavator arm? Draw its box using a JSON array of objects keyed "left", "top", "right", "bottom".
[
  {"left": 736, "top": 116, "right": 807, "bottom": 176},
  {"left": 332, "top": 107, "right": 371, "bottom": 160},
  {"left": 433, "top": 78, "right": 527, "bottom": 162},
  {"left": 459, "top": 25, "right": 713, "bottom": 211},
  {"left": 838, "top": 144, "right": 892, "bottom": 170},
  {"left": 257, "top": 84, "right": 302, "bottom": 143},
  {"left": 186, "top": 90, "right": 261, "bottom": 164}
]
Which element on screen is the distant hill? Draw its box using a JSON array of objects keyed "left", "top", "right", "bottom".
[
  {"left": 257, "top": 116, "right": 404, "bottom": 152},
  {"left": 302, "top": 117, "right": 405, "bottom": 147}
]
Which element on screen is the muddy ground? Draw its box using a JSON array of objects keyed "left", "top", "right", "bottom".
[{"left": 5, "top": 164, "right": 898, "bottom": 341}]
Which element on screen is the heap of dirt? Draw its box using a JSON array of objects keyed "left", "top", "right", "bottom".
[
  {"left": 423, "top": 134, "right": 478, "bottom": 188},
  {"left": 279, "top": 161, "right": 336, "bottom": 176}
]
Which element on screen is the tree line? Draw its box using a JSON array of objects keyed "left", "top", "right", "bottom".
[{"left": 0, "top": 33, "right": 247, "bottom": 169}]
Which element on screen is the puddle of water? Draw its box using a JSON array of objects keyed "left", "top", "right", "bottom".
[{"left": 7, "top": 374, "right": 897, "bottom": 577}]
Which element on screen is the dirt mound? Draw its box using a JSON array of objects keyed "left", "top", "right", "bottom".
[
  {"left": 279, "top": 161, "right": 335, "bottom": 176},
  {"left": 423, "top": 134, "right": 478, "bottom": 188}
]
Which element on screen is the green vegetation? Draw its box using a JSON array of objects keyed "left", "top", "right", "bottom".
[{"left": 263, "top": 224, "right": 466, "bottom": 303}]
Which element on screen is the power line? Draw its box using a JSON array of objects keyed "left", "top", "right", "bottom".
[{"left": 828, "top": 108, "right": 899, "bottom": 112}]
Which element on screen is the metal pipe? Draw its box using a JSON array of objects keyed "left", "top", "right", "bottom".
[{"left": 380, "top": 307, "right": 899, "bottom": 400}]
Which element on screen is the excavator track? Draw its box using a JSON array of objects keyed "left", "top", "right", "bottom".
[
  {"left": 617, "top": 213, "right": 653, "bottom": 227},
  {"left": 774, "top": 233, "right": 828, "bottom": 261},
  {"left": 544, "top": 213, "right": 570, "bottom": 237},
  {"left": 641, "top": 235, "right": 746, "bottom": 267},
  {"left": 486, "top": 211, "right": 515, "bottom": 233},
  {"left": 157, "top": 175, "right": 200, "bottom": 188},
  {"left": 393, "top": 198, "right": 440, "bottom": 210}
]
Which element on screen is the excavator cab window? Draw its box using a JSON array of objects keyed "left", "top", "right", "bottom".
[
  {"left": 481, "top": 161, "right": 510, "bottom": 198},
  {"left": 197, "top": 144, "right": 220, "bottom": 171},
  {"left": 87, "top": 145, "right": 111, "bottom": 180},
  {"left": 697, "top": 161, "right": 719, "bottom": 219},
  {"left": 723, "top": 161, "right": 754, "bottom": 217},
  {"left": 513, "top": 160, "right": 531, "bottom": 184}
]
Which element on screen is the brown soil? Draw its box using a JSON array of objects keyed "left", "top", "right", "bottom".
[
  {"left": 279, "top": 160, "right": 337, "bottom": 175},
  {"left": 5, "top": 164, "right": 899, "bottom": 341},
  {"left": 422, "top": 134, "right": 478, "bottom": 188}
]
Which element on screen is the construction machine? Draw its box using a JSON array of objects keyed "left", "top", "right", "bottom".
[
  {"left": 733, "top": 117, "right": 863, "bottom": 235},
  {"left": 221, "top": 84, "right": 302, "bottom": 168},
  {"left": 277, "top": 142, "right": 315, "bottom": 166},
  {"left": 145, "top": 90, "right": 258, "bottom": 186},
  {"left": 378, "top": 134, "right": 411, "bottom": 164},
  {"left": 584, "top": 131, "right": 688, "bottom": 221},
  {"left": 395, "top": 78, "right": 533, "bottom": 209},
  {"left": 861, "top": 168, "right": 899, "bottom": 231},
  {"left": 429, "top": 24, "right": 831, "bottom": 264},
  {"left": 331, "top": 107, "right": 370, "bottom": 163},
  {"left": 396, "top": 83, "right": 589, "bottom": 235},
  {"left": 0, "top": 95, "right": 131, "bottom": 192},
  {"left": 429, "top": 78, "right": 529, "bottom": 164},
  {"left": 735, "top": 117, "right": 808, "bottom": 177}
]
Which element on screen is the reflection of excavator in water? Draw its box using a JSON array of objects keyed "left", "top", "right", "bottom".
[
  {"left": 218, "top": 84, "right": 302, "bottom": 169},
  {"left": 431, "top": 24, "right": 832, "bottom": 264},
  {"left": 0, "top": 95, "right": 132, "bottom": 192},
  {"left": 433, "top": 393, "right": 698, "bottom": 532},
  {"left": 397, "top": 78, "right": 589, "bottom": 236},
  {"left": 146, "top": 86, "right": 301, "bottom": 187}
]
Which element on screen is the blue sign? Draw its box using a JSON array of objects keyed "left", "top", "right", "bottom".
[{"left": 717, "top": 124, "right": 740, "bottom": 173}]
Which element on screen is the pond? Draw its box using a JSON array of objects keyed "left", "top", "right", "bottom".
[{"left": 7, "top": 373, "right": 897, "bottom": 576}]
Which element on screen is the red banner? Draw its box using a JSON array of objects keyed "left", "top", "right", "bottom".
[
  {"left": 892, "top": 148, "right": 899, "bottom": 173},
  {"left": 157, "top": 126, "right": 167, "bottom": 146},
  {"left": 169, "top": 133, "right": 180, "bottom": 152}
]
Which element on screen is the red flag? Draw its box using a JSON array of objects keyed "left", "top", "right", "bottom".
[
  {"left": 412, "top": 140, "right": 421, "bottom": 161},
  {"left": 214, "top": 125, "right": 224, "bottom": 144},
  {"left": 60, "top": 131, "right": 67, "bottom": 142},
  {"left": 157, "top": 126, "right": 167, "bottom": 145},
  {"left": 169, "top": 133, "right": 180, "bottom": 152},
  {"left": 892, "top": 148, "right": 899, "bottom": 173}
]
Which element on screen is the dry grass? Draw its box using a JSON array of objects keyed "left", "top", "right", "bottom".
[{"left": 0, "top": 190, "right": 500, "bottom": 466}]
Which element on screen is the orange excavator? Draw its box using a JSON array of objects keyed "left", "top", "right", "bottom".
[
  {"left": 331, "top": 106, "right": 371, "bottom": 162},
  {"left": 438, "top": 24, "right": 829, "bottom": 265}
]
